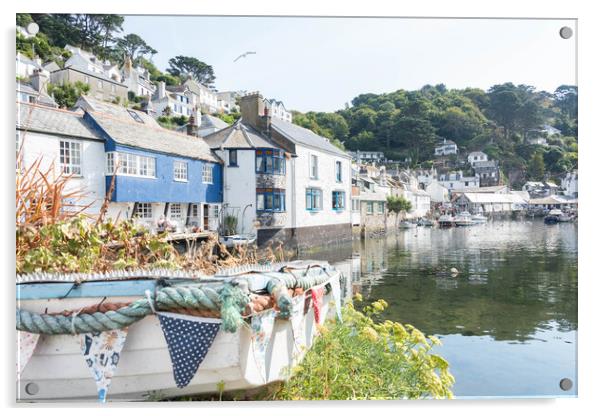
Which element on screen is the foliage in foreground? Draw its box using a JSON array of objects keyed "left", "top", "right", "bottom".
[{"left": 269, "top": 296, "right": 454, "bottom": 400}]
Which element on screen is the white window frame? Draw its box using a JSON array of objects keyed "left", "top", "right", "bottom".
[
  {"left": 169, "top": 203, "right": 183, "bottom": 220},
  {"left": 310, "top": 154, "right": 319, "bottom": 179},
  {"left": 106, "top": 151, "right": 156, "bottom": 178},
  {"left": 202, "top": 164, "right": 213, "bottom": 184},
  {"left": 173, "top": 161, "right": 188, "bottom": 182},
  {"left": 59, "top": 140, "right": 82, "bottom": 176},
  {"left": 134, "top": 202, "right": 153, "bottom": 219}
]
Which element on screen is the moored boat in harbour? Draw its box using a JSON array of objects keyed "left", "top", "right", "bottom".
[{"left": 454, "top": 211, "right": 474, "bottom": 227}]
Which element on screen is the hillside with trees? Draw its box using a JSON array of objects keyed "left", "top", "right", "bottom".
[
  {"left": 293, "top": 83, "right": 577, "bottom": 187},
  {"left": 16, "top": 13, "right": 215, "bottom": 90}
]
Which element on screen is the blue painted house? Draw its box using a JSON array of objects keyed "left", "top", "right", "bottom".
[{"left": 76, "top": 96, "right": 223, "bottom": 233}]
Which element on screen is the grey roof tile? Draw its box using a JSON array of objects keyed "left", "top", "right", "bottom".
[
  {"left": 17, "top": 102, "right": 101, "bottom": 141},
  {"left": 203, "top": 120, "right": 279, "bottom": 149},
  {"left": 271, "top": 118, "right": 349, "bottom": 157}
]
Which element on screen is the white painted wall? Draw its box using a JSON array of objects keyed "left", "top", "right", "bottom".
[
  {"left": 292, "top": 145, "right": 352, "bottom": 229},
  {"left": 215, "top": 149, "right": 258, "bottom": 236},
  {"left": 18, "top": 130, "right": 106, "bottom": 216}
]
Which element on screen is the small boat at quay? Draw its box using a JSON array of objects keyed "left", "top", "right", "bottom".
[
  {"left": 454, "top": 212, "right": 474, "bottom": 227},
  {"left": 544, "top": 209, "right": 574, "bottom": 224},
  {"left": 400, "top": 221, "right": 417, "bottom": 229},
  {"left": 417, "top": 218, "right": 435, "bottom": 227},
  {"left": 16, "top": 261, "right": 342, "bottom": 402},
  {"left": 437, "top": 214, "right": 454, "bottom": 228},
  {"left": 471, "top": 214, "right": 488, "bottom": 224},
  {"left": 219, "top": 234, "right": 257, "bottom": 248}
]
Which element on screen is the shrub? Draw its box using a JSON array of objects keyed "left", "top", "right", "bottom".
[{"left": 270, "top": 296, "right": 455, "bottom": 400}]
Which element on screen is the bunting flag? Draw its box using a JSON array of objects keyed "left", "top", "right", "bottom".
[
  {"left": 157, "top": 312, "right": 221, "bottom": 388},
  {"left": 311, "top": 287, "right": 325, "bottom": 324},
  {"left": 80, "top": 328, "right": 128, "bottom": 403},
  {"left": 330, "top": 278, "right": 343, "bottom": 322},
  {"left": 250, "top": 309, "right": 277, "bottom": 382},
  {"left": 290, "top": 294, "right": 306, "bottom": 353},
  {"left": 17, "top": 331, "right": 40, "bottom": 379}
]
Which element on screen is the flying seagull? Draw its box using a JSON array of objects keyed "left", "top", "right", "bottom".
[{"left": 234, "top": 51, "right": 257, "bottom": 62}]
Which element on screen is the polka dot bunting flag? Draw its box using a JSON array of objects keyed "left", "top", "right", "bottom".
[{"left": 157, "top": 312, "right": 221, "bottom": 388}]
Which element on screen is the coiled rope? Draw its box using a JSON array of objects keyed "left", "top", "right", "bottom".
[{"left": 16, "top": 266, "right": 336, "bottom": 335}]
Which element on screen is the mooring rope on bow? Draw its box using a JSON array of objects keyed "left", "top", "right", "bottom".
[{"left": 16, "top": 265, "right": 337, "bottom": 335}]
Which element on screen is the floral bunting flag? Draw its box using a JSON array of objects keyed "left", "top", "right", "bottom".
[
  {"left": 311, "top": 287, "right": 325, "bottom": 324},
  {"left": 157, "top": 312, "right": 221, "bottom": 388},
  {"left": 250, "top": 309, "right": 277, "bottom": 382},
  {"left": 17, "top": 331, "right": 40, "bottom": 378},
  {"left": 290, "top": 294, "right": 306, "bottom": 353},
  {"left": 80, "top": 328, "right": 128, "bottom": 403},
  {"left": 330, "top": 278, "right": 343, "bottom": 322}
]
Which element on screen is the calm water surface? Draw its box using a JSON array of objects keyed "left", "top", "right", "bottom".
[{"left": 299, "top": 220, "right": 577, "bottom": 398}]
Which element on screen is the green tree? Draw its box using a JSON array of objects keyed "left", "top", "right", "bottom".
[
  {"left": 114, "top": 33, "right": 156, "bottom": 65},
  {"left": 167, "top": 55, "right": 215, "bottom": 86},
  {"left": 386, "top": 195, "right": 413, "bottom": 225},
  {"left": 47, "top": 81, "right": 90, "bottom": 108},
  {"left": 527, "top": 151, "right": 545, "bottom": 181}
]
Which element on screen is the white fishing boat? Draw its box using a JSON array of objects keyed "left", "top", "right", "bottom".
[
  {"left": 219, "top": 234, "right": 257, "bottom": 247},
  {"left": 16, "top": 261, "right": 342, "bottom": 402},
  {"left": 437, "top": 214, "right": 454, "bottom": 228},
  {"left": 399, "top": 221, "right": 417, "bottom": 229},
  {"left": 454, "top": 211, "right": 474, "bottom": 227},
  {"left": 471, "top": 213, "right": 488, "bottom": 224}
]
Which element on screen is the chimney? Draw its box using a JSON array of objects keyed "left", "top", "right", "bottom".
[
  {"left": 187, "top": 111, "right": 199, "bottom": 136},
  {"left": 141, "top": 98, "right": 156, "bottom": 117},
  {"left": 31, "top": 69, "right": 48, "bottom": 94},
  {"left": 157, "top": 81, "right": 166, "bottom": 99},
  {"left": 240, "top": 92, "right": 270, "bottom": 133}
]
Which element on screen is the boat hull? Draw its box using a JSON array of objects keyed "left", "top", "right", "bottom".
[{"left": 17, "top": 276, "right": 337, "bottom": 402}]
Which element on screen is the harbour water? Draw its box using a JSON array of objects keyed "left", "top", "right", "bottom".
[{"left": 298, "top": 220, "right": 578, "bottom": 398}]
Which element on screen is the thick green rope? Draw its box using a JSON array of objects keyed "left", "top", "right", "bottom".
[
  {"left": 16, "top": 267, "right": 335, "bottom": 335},
  {"left": 17, "top": 282, "right": 247, "bottom": 335}
]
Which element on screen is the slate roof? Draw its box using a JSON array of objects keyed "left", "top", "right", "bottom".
[
  {"left": 77, "top": 96, "right": 219, "bottom": 162},
  {"left": 271, "top": 118, "right": 349, "bottom": 157},
  {"left": 17, "top": 102, "right": 101, "bottom": 141},
  {"left": 203, "top": 120, "right": 279, "bottom": 149},
  {"left": 17, "top": 81, "right": 58, "bottom": 108},
  {"left": 201, "top": 114, "right": 229, "bottom": 130}
]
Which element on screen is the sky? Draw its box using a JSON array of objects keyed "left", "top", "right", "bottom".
[{"left": 122, "top": 16, "right": 576, "bottom": 112}]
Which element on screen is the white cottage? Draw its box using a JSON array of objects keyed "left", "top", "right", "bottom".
[{"left": 204, "top": 93, "right": 352, "bottom": 248}]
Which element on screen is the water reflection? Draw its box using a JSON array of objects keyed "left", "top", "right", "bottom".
[{"left": 297, "top": 220, "right": 578, "bottom": 398}]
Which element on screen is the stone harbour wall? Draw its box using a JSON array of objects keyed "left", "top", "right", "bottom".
[{"left": 257, "top": 223, "right": 352, "bottom": 250}]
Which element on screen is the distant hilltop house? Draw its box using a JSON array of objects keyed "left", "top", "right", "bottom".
[
  {"left": 49, "top": 45, "right": 128, "bottom": 103},
  {"left": 561, "top": 170, "right": 578, "bottom": 197},
  {"left": 522, "top": 181, "right": 559, "bottom": 198},
  {"left": 120, "top": 56, "right": 156, "bottom": 98},
  {"left": 434, "top": 138, "right": 458, "bottom": 156},
  {"left": 152, "top": 81, "right": 196, "bottom": 118},
  {"left": 184, "top": 78, "right": 220, "bottom": 114},
  {"left": 263, "top": 98, "right": 292, "bottom": 122},
  {"left": 468, "top": 151, "right": 488, "bottom": 167},
  {"left": 527, "top": 124, "right": 561, "bottom": 146},
  {"left": 438, "top": 170, "right": 479, "bottom": 191},
  {"left": 348, "top": 150, "right": 386, "bottom": 164},
  {"left": 217, "top": 91, "right": 242, "bottom": 113},
  {"left": 473, "top": 160, "right": 501, "bottom": 187},
  {"left": 414, "top": 167, "right": 438, "bottom": 188},
  {"left": 541, "top": 124, "right": 562, "bottom": 137}
]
